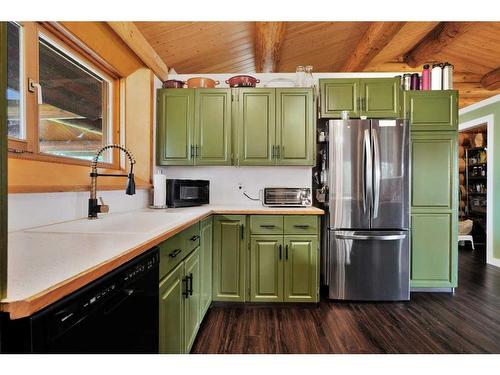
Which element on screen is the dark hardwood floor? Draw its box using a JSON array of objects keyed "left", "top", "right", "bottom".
[{"left": 192, "top": 247, "right": 500, "bottom": 354}]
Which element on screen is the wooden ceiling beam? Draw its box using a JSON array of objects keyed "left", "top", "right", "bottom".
[
  {"left": 480, "top": 67, "right": 500, "bottom": 90},
  {"left": 341, "top": 22, "right": 406, "bottom": 72},
  {"left": 405, "top": 22, "right": 473, "bottom": 68},
  {"left": 107, "top": 22, "right": 169, "bottom": 81},
  {"left": 254, "top": 22, "right": 287, "bottom": 73}
]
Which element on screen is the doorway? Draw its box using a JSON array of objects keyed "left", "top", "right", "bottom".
[{"left": 459, "top": 115, "right": 494, "bottom": 265}]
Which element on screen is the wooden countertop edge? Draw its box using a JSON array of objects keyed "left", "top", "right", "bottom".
[{"left": 1, "top": 208, "right": 324, "bottom": 319}]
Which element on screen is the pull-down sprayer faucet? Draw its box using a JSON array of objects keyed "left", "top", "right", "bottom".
[{"left": 88, "top": 144, "right": 136, "bottom": 219}]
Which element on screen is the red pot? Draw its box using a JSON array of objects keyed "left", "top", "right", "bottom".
[
  {"left": 225, "top": 75, "right": 260, "bottom": 87},
  {"left": 162, "top": 80, "right": 186, "bottom": 88}
]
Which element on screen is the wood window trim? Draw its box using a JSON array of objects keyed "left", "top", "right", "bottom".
[{"left": 7, "top": 22, "right": 121, "bottom": 171}]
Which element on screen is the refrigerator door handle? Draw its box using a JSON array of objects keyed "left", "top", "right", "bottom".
[
  {"left": 334, "top": 233, "right": 406, "bottom": 241},
  {"left": 372, "top": 127, "right": 381, "bottom": 219},
  {"left": 363, "top": 129, "right": 373, "bottom": 215}
]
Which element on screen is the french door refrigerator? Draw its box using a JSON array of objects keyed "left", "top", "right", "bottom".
[{"left": 325, "top": 119, "right": 410, "bottom": 301}]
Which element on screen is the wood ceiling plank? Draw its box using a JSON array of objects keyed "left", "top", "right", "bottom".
[
  {"left": 254, "top": 22, "right": 287, "bottom": 72},
  {"left": 341, "top": 22, "right": 406, "bottom": 72},
  {"left": 108, "top": 22, "right": 169, "bottom": 81},
  {"left": 405, "top": 22, "right": 474, "bottom": 68},
  {"left": 481, "top": 67, "right": 500, "bottom": 90}
]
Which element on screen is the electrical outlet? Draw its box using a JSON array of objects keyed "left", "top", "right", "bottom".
[{"left": 238, "top": 183, "right": 245, "bottom": 191}]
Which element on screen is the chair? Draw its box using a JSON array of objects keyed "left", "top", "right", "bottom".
[{"left": 458, "top": 234, "right": 475, "bottom": 250}]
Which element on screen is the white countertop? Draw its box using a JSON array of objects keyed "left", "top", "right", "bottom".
[{"left": 2, "top": 205, "right": 323, "bottom": 317}]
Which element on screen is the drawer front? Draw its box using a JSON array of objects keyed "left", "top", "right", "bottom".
[
  {"left": 160, "top": 223, "right": 200, "bottom": 278},
  {"left": 159, "top": 234, "right": 187, "bottom": 279},
  {"left": 284, "top": 215, "right": 318, "bottom": 234},
  {"left": 250, "top": 215, "right": 284, "bottom": 234}
]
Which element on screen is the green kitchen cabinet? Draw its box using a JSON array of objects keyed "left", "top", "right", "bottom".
[
  {"left": 199, "top": 216, "right": 213, "bottom": 318},
  {"left": 411, "top": 132, "right": 458, "bottom": 211},
  {"left": 404, "top": 91, "right": 458, "bottom": 131},
  {"left": 159, "top": 262, "right": 185, "bottom": 354},
  {"left": 276, "top": 89, "right": 314, "bottom": 165},
  {"left": 157, "top": 88, "right": 231, "bottom": 166},
  {"left": 157, "top": 89, "right": 195, "bottom": 165},
  {"left": 183, "top": 247, "right": 200, "bottom": 353},
  {"left": 250, "top": 235, "right": 284, "bottom": 302},
  {"left": 236, "top": 88, "right": 276, "bottom": 166},
  {"left": 411, "top": 213, "right": 457, "bottom": 288},
  {"left": 283, "top": 235, "right": 318, "bottom": 302},
  {"left": 212, "top": 215, "right": 247, "bottom": 301},
  {"left": 195, "top": 89, "right": 232, "bottom": 165},
  {"left": 361, "top": 78, "right": 401, "bottom": 118},
  {"left": 320, "top": 78, "right": 361, "bottom": 118},
  {"left": 320, "top": 78, "right": 401, "bottom": 119}
]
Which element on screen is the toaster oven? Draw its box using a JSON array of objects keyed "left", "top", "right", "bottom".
[{"left": 263, "top": 188, "right": 312, "bottom": 207}]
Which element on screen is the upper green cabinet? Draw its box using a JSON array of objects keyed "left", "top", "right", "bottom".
[
  {"left": 157, "top": 88, "right": 231, "bottom": 166},
  {"left": 404, "top": 90, "right": 458, "bottom": 131},
  {"left": 236, "top": 88, "right": 276, "bottom": 166},
  {"left": 157, "top": 87, "right": 315, "bottom": 167},
  {"left": 320, "top": 77, "right": 401, "bottom": 119},
  {"left": 157, "top": 89, "right": 195, "bottom": 165},
  {"left": 276, "top": 89, "right": 314, "bottom": 165}
]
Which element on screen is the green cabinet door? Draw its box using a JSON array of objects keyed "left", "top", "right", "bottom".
[
  {"left": 320, "top": 78, "right": 360, "bottom": 118},
  {"left": 276, "top": 89, "right": 314, "bottom": 166},
  {"left": 361, "top": 78, "right": 401, "bottom": 118},
  {"left": 157, "top": 89, "right": 195, "bottom": 165},
  {"left": 184, "top": 247, "right": 200, "bottom": 353},
  {"left": 250, "top": 235, "right": 284, "bottom": 302},
  {"left": 199, "top": 217, "right": 213, "bottom": 318},
  {"left": 195, "top": 89, "right": 232, "bottom": 165},
  {"left": 411, "top": 213, "right": 457, "bottom": 288},
  {"left": 159, "top": 262, "right": 185, "bottom": 354},
  {"left": 213, "top": 215, "right": 246, "bottom": 301},
  {"left": 283, "top": 236, "right": 318, "bottom": 302},
  {"left": 404, "top": 91, "right": 458, "bottom": 131},
  {"left": 237, "top": 88, "right": 276, "bottom": 165},
  {"left": 411, "top": 132, "right": 458, "bottom": 211}
]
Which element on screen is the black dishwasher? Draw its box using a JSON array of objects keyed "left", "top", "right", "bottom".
[{"left": 2, "top": 248, "right": 159, "bottom": 354}]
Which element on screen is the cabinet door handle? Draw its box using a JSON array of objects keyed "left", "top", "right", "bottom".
[
  {"left": 271, "top": 145, "right": 276, "bottom": 159},
  {"left": 293, "top": 224, "right": 310, "bottom": 229},
  {"left": 190, "top": 235, "right": 200, "bottom": 242},
  {"left": 276, "top": 145, "right": 280, "bottom": 159},
  {"left": 196, "top": 145, "right": 200, "bottom": 158},
  {"left": 241, "top": 224, "right": 244, "bottom": 239},
  {"left": 260, "top": 224, "right": 276, "bottom": 228},
  {"left": 182, "top": 277, "right": 189, "bottom": 299},
  {"left": 279, "top": 244, "right": 282, "bottom": 260},
  {"left": 168, "top": 248, "right": 182, "bottom": 258},
  {"left": 285, "top": 244, "right": 289, "bottom": 260},
  {"left": 190, "top": 145, "right": 195, "bottom": 158},
  {"left": 188, "top": 273, "right": 193, "bottom": 295}
]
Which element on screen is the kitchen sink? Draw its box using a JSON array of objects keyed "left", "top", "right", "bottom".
[{"left": 26, "top": 211, "right": 193, "bottom": 235}]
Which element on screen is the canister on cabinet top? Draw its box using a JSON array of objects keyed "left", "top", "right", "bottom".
[
  {"left": 442, "top": 62, "right": 454, "bottom": 90},
  {"left": 402, "top": 74, "right": 412, "bottom": 90},
  {"left": 410, "top": 73, "right": 420, "bottom": 90},
  {"left": 431, "top": 63, "right": 443, "bottom": 90}
]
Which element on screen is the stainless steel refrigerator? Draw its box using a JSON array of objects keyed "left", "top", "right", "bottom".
[{"left": 325, "top": 119, "right": 410, "bottom": 301}]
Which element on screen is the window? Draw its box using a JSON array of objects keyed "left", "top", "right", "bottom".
[
  {"left": 7, "top": 22, "right": 117, "bottom": 165},
  {"left": 6, "top": 22, "right": 24, "bottom": 140},
  {"left": 38, "top": 34, "right": 113, "bottom": 162}
]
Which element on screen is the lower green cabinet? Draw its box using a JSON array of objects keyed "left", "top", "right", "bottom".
[
  {"left": 200, "top": 217, "right": 213, "bottom": 317},
  {"left": 250, "top": 235, "right": 284, "bottom": 302},
  {"left": 183, "top": 248, "right": 200, "bottom": 353},
  {"left": 159, "top": 262, "right": 185, "bottom": 354},
  {"left": 212, "top": 215, "right": 247, "bottom": 301},
  {"left": 284, "top": 236, "right": 318, "bottom": 302}
]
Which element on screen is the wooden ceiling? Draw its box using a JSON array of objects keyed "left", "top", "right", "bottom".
[{"left": 134, "top": 21, "right": 500, "bottom": 108}]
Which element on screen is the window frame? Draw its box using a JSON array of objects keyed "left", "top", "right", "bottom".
[{"left": 7, "top": 22, "right": 121, "bottom": 170}]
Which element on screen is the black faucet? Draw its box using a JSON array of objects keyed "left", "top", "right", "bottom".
[{"left": 88, "top": 144, "right": 136, "bottom": 219}]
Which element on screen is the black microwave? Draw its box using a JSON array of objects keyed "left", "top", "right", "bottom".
[{"left": 166, "top": 179, "right": 209, "bottom": 208}]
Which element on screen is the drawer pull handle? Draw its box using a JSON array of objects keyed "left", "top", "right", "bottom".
[
  {"left": 279, "top": 244, "right": 282, "bottom": 260},
  {"left": 260, "top": 224, "right": 276, "bottom": 228},
  {"left": 188, "top": 273, "right": 193, "bottom": 295},
  {"left": 294, "top": 225, "right": 310, "bottom": 229},
  {"left": 190, "top": 235, "right": 200, "bottom": 242},
  {"left": 286, "top": 244, "right": 289, "bottom": 260},
  {"left": 169, "top": 249, "right": 182, "bottom": 258}
]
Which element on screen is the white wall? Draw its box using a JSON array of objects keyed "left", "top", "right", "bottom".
[{"left": 8, "top": 190, "right": 150, "bottom": 232}]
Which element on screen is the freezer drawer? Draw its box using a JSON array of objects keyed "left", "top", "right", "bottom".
[{"left": 327, "top": 230, "right": 410, "bottom": 301}]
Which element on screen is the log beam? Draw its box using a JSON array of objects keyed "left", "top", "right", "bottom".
[
  {"left": 405, "top": 22, "right": 473, "bottom": 68},
  {"left": 480, "top": 67, "right": 500, "bottom": 90},
  {"left": 341, "top": 22, "right": 405, "bottom": 72},
  {"left": 255, "top": 22, "right": 287, "bottom": 73},
  {"left": 107, "top": 22, "right": 169, "bottom": 81}
]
